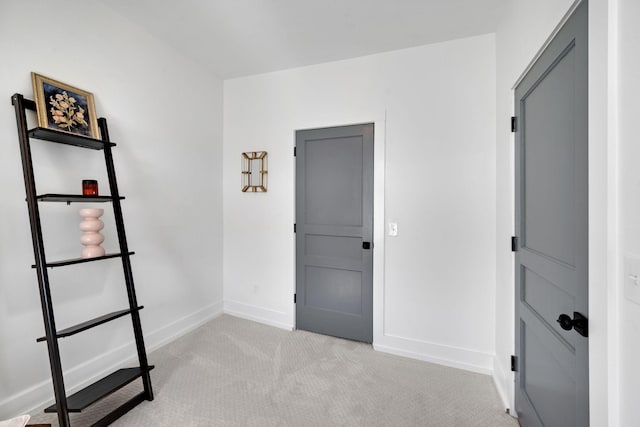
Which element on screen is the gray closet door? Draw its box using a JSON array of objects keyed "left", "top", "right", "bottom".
[
  {"left": 295, "top": 124, "right": 374, "bottom": 343},
  {"left": 514, "top": 2, "right": 589, "bottom": 426}
]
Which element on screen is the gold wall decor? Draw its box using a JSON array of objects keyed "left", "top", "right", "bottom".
[{"left": 241, "top": 151, "right": 268, "bottom": 192}]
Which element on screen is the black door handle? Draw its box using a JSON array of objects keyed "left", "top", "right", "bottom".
[
  {"left": 362, "top": 242, "right": 371, "bottom": 250},
  {"left": 556, "top": 312, "right": 588, "bottom": 337}
]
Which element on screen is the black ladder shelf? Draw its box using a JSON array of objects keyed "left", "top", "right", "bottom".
[{"left": 11, "top": 93, "right": 154, "bottom": 427}]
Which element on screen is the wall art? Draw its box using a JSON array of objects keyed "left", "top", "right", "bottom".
[{"left": 31, "top": 72, "right": 99, "bottom": 139}]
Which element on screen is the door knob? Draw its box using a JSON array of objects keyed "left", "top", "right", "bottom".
[
  {"left": 556, "top": 312, "right": 588, "bottom": 337},
  {"left": 557, "top": 314, "right": 574, "bottom": 330}
]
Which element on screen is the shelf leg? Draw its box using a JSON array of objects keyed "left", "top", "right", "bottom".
[
  {"left": 12, "top": 93, "right": 71, "bottom": 426},
  {"left": 99, "top": 118, "right": 154, "bottom": 401}
]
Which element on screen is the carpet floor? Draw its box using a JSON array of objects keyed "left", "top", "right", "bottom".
[{"left": 29, "top": 314, "right": 518, "bottom": 426}]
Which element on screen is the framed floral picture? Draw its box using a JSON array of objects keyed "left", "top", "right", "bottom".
[{"left": 31, "top": 72, "right": 100, "bottom": 139}]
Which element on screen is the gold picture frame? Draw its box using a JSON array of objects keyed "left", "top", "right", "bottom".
[
  {"left": 241, "top": 151, "right": 268, "bottom": 192},
  {"left": 31, "top": 72, "right": 100, "bottom": 139}
]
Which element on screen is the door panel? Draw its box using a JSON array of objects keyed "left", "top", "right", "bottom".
[
  {"left": 514, "top": 2, "right": 588, "bottom": 426},
  {"left": 305, "top": 266, "right": 363, "bottom": 314},
  {"left": 521, "top": 319, "right": 576, "bottom": 427},
  {"left": 522, "top": 267, "right": 576, "bottom": 341},
  {"left": 523, "top": 45, "right": 576, "bottom": 266},
  {"left": 304, "top": 136, "right": 363, "bottom": 227},
  {"left": 296, "top": 124, "right": 374, "bottom": 343},
  {"left": 305, "top": 234, "right": 363, "bottom": 260}
]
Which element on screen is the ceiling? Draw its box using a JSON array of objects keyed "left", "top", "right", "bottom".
[{"left": 98, "top": 0, "right": 505, "bottom": 79}]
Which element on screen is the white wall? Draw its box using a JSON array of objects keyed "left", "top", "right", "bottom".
[
  {"left": 223, "top": 35, "right": 497, "bottom": 373},
  {"left": 0, "top": 0, "right": 223, "bottom": 418},
  {"left": 495, "top": 1, "right": 618, "bottom": 425},
  {"left": 615, "top": 0, "right": 640, "bottom": 425}
]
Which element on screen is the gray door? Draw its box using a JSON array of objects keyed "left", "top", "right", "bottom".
[
  {"left": 514, "top": 2, "right": 588, "bottom": 426},
  {"left": 295, "top": 124, "right": 374, "bottom": 343}
]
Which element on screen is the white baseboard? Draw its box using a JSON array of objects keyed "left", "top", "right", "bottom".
[
  {"left": 223, "top": 299, "right": 293, "bottom": 331},
  {"left": 492, "top": 356, "right": 515, "bottom": 416},
  {"left": 0, "top": 301, "right": 223, "bottom": 420},
  {"left": 145, "top": 301, "right": 224, "bottom": 352},
  {"left": 373, "top": 333, "right": 494, "bottom": 375}
]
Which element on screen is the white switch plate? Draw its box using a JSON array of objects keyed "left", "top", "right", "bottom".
[
  {"left": 388, "top": 222, "right": 398, "bottom": 237},
  {"left": 624, "top": 255, "right": 640, "bottom": 305}
]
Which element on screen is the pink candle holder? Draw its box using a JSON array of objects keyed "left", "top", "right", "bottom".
[{"left": 79, "top": 208, "right": 105, "bottom": 258}]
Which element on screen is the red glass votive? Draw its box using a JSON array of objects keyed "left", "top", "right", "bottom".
[{"left": 82, "top": 180, "right": 98, "bottom": 196}]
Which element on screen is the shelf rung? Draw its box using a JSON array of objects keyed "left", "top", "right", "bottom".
[
  {"left": 36, "top": 194, "right": 124, "bottom": 203},
  {"left": 90, "top": 391, "right": 149, "bottom": 427},
  {"left": 44, "top": 366, "right": 154, "bottom": 413},
  {"left": 28, "top": 127, "right": 114, "bottom": 150},
  {"left": 36, "top": 306, "right": 143, "bottom": 342},
  {"left": 20, "top": 97, "right": 37, "bottom": 111},
  {"left": 31, "top": 252, "right": 135, "bottom": 268}
]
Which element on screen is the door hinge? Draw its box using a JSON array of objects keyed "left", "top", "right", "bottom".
[
  {"left": 294, "top": 223, "right": 296, "bottom": 233},
  {"left": 294, "top": 146, "right": 297, "bottom": 156},
  {"left": 511, "top": 116, "right": 517, "bottom": 132},
  {"left": 511, "top": 236, "right": 518, "bottom": 252},
  {"left": 294, "top": 293, "right": 297, "bottom": 303},
  {"left": 511, "top": 355, "right": 518, "bottom": 372}
]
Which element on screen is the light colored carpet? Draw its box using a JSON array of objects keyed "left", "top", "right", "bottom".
[{"left": 30, "top": 314, "right": 518, "bottom": 426}]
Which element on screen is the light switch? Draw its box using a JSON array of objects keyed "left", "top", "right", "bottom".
[
  {"left": 388, "top": 222, "right": 398, "bottom": 237},
  {"left": 624, "top": 255, "right": 640, "bottom": 305}
]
